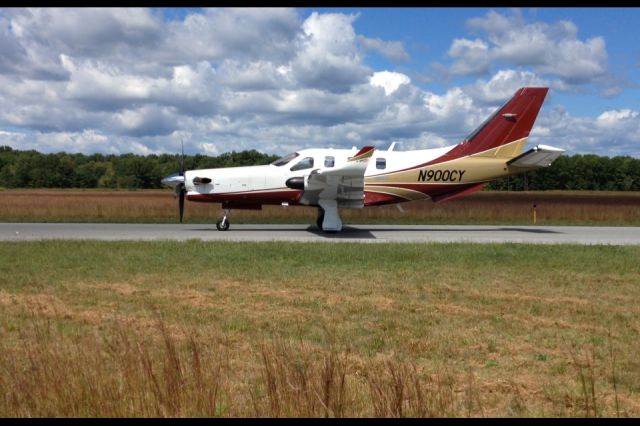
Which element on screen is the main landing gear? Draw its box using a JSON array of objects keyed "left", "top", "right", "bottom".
[
  {"left": 316, "top": 200, "right": 342, "bottom": 232},
  {"left": 216, "top": 208, "right": 230, "bottom": 231}
]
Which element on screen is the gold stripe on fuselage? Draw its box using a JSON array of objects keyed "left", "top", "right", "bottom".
[{"left": 365, "top": 138, "right": 528, "bottom": 186}]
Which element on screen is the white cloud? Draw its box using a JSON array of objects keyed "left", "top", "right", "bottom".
[
  {"left": 216, "top": 60, "right": 293, "bottom": 91},
  {"left": 112, "top": 105, "right": 178, "bottom": 137},
  {"left": 163, "top": 8, "right": 300, "bottom": 64},
  {"left": 597, "top": 109, "right": 638, "bottom": 126},
  {"left": 423, "top": 88, "right": 469, "bottom": 118},
  {"left": 291, "top": 12, "right": 370, "bottom": 93},
  {"left": 62, "top": 56, "right": 218, "bottom": 105},
  {"left": 464, "top": 69, "right": 551, "bottom": 104},
  {"left": 444, "top": 10, "right": 609, "bottom": 87},
  {"left": 532, "top": 106, "right": 640, "bottom": 156},
  {"left": 14, "top": 8, "right": 161, "bottom": 51},
  {"left": 61, "top": 55, "right": 154, "bottom": 104},
  {"left": 5, "top": 8, "right": 161, "bottom": 79},
  {"left": 536, "top": 36, "right": 607, "bottom": 83},
  {"left": 369, "top": 71, "right": 410, "bottom": 95},
  {"left": 0, "top": 129, "right": 142, "bottom": 155},
  {"left": 358, "top": 35, "right": 410, "bottom": 62},
  {"left": 447, "top": 38, "right": 491, "bottom": 76}
]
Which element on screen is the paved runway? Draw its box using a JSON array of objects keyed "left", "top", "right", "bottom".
[{"left": 1, "top": 222, "right": 640, "bottom": 245}]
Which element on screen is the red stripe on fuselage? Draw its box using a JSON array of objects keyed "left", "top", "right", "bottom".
[
  {"left": 363, "top": 182, "right": 482, "bottom": 206},
  {"left": 187, "top": 189, "right": 303, "bottom": 206},
  {"left": 363, "top": 191, "right": 405, "bottom": 206}
]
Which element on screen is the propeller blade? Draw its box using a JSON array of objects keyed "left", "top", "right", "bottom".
[
  {"left": 178, "top": 183, "right": 185, "bottom": 223},
  {"left": 177, "top": 139, "right": 186, "bottom": 223},
  {"left": 180, "top": 138, "right": 185, "bottom": 177}
]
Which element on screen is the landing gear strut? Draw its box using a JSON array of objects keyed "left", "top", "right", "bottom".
[
  {"left": 317, "top": 199, "right": 342, "bottom": 232},
  {"left": 216, "top": 208, "right": 230, "bottom": 231}
]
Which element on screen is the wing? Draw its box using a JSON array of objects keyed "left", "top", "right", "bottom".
[{"left": 299, "top": 146, "right": 375, "bottom": 208}]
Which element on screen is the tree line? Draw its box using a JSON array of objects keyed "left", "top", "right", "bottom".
[
  {"left": 1, "top": 146, "right": 639, "bottom": 191},
  {"left": 0, "top": 146, "right": 278, "bottom": 189},
  {"left": 487, "top": 154, "right": 640, "bottom": 191}
]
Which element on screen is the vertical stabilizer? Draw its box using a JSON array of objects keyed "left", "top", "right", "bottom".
[{"left": 430, "top": 87, "right": 549, "bottom": 164}]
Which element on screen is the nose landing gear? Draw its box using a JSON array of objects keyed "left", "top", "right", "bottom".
[{"left": 216, "top": 208, "right": 231, "bottom": 231}]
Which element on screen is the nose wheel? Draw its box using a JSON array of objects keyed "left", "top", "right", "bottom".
[{"left": 216, "top": 208, "right": 230, "bottom": 231}]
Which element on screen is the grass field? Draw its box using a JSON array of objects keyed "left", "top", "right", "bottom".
[
  {"left": 1, "top": 189, "right": 640, "bottom": 226},
  {"left": 1, "top": 240, "right": 639, "bottom": 417}
]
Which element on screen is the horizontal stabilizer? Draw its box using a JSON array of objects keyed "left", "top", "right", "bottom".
[{"left": 507, "top": 144, "right": 564, "bottom": 168}]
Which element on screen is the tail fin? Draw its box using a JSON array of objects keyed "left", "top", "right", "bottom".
[{"left": 433, "top": 87, "right": 548, "bottom": 164}]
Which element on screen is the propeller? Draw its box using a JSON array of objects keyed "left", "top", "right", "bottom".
[
  {"left": 178, "top": 183, "right": 185, "bottom": 223},
  {"left": 161, "top": 139, "right": 187, "bottom": 223},
  {"left": 177, "top": 139, "right": 186, "bottom": 223}
]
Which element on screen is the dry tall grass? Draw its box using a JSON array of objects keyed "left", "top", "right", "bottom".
[
  {"left": 1, "top": 189, "right": 639, "bottom": 225},
  {"left": 0, "top": 316, "right": 484, "bottom": 417},
  {"left": 0, "top": 306, "right": 635, "bottom": 417},
  {"left": 2, "top": 240, "right": 639, "bottom": 417}
]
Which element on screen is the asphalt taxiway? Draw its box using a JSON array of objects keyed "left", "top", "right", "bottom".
[{"left": 1, "top": 223, "right": 639, "bottom": 245}]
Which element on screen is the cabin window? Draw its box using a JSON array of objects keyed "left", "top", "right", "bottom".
[
  {"left": 376, "top": 157, "right": 386, "bottom": 169},
  {"left": 272, "top": 152, "right": 299, "bottom": 166},
  {"left": 290, "top": 157, "right": 314, "bottom": 171},
  {"left": 324, "top": 156, "right": 335, "bottom": 168}
]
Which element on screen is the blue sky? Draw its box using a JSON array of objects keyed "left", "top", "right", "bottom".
[
  {"left": 0, "top": 7, "right": 639, "bottom": 157},
  {"left": 332, "top": 7, "right": 640, "bottom": 115}
]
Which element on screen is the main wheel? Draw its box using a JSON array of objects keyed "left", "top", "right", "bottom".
[{"left": 216, "top": 218, "right": 230, "bottom": 231}]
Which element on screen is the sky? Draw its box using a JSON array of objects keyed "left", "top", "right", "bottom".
[{"left": 0, "top": 7, "right": 639, "bottom": 157}]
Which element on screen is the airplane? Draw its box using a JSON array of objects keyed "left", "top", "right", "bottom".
[{"left": 162, "top": 87, "right": 564, "bottom": 232}]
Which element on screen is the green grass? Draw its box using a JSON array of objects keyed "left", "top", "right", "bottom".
[{"left": 1, "top": 241, "right": 640, "bottom": 416}]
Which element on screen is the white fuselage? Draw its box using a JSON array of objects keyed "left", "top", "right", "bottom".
[{"left": 183, "top": 145, "right": 454, "bottom": 207}]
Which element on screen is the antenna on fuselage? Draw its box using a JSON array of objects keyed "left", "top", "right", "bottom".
[{"left": 388, "top": 142, "right": 397, "bottom": 152}]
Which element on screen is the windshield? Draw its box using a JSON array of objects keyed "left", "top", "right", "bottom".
[
  {"left": 271, "top": 152, "right": 299, "bottom": 166},
  {"left": 290, "top": 157, "right": 314, "bottom": 171}
]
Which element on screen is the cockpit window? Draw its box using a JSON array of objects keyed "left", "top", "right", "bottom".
[
  {"left": 290, "top": 157, "right": 314, "bottom": 171},
  {"left": 271, "top": 152, "right": 299, "bottom": 167}
]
